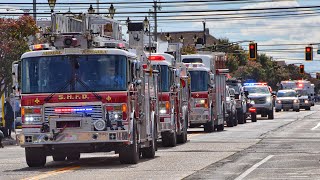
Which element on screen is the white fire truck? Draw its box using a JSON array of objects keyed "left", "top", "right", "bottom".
[
  {"left": 182, "top": 54, "right": 227, "bottom": 132},
  {"left": 148, "top": 53, "right": 190, "bottom": 147},
  {"left": 16, "top": 14, "right": 159, "bottom": 167}
]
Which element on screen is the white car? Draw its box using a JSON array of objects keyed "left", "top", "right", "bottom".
[{"left": 275, "top": 90, "right": 300, "bottom": 112}]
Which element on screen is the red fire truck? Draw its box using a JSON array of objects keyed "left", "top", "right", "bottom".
[
  {"left": 148, "top": 53, "right": 190, "bottom": 147},
  {"left": 16, "top": 14, "right": 159, "bottom": 167},
  {"left": 182, "top": 54, "right": 227, "bottom": 132}
]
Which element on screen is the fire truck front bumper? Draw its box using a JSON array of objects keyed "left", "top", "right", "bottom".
[
  {"left": 189, "top": 108, "right": 210, "bottom": 125},
  {"left": 159, "top": 115, "right": 174, "bottom": 132},
  {"left": 17, "top": 131, "right": 130, "bottom": 147}
]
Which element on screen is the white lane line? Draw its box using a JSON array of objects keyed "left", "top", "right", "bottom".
[
  {"left": 311, "top": 122, "right": 320, "bottom": 130},
  {"left": 234, "top": 155, "right": 274, "bottom": 180}
]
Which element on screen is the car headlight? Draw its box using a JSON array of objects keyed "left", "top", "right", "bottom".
[
  {"left": 250, "top": 100, "right": 255, "bottom": 104},
  {"left": 266, "top": 97, "right": 271, "bottom": 102},
  {"left": 277, "top": 100, "right": 281, "bottom": 104},
  {"left": 304, "top": 100, "right": 309, "bottom": 104},
  {"left": 293, "top": 99, "right": 299, "bottom": 103}
]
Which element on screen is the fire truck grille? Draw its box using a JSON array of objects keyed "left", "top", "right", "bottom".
[{"left": 44, "top": 105, "right": 103, "bottom": 122}]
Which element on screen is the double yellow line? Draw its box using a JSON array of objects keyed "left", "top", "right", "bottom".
[{"left": 22, "top": 166, "right": 80, "bottom": 180}]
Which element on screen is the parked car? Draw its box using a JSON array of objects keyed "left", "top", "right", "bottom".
[
  {"left": 275, "top": 89, "right": 300, "bottom": 112},
  {"left": 226, "top": 86, "right": 238, "bottom": 127}
]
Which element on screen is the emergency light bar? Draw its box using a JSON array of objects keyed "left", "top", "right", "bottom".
[
  {"left": 148, "top": 55, "right": 165, "bottom": 61},
  {"left": 30, "top": 44, "right": 51, "bottom": 51},
  {"left": 54, "top": 108, "right": 93, "bottom": 113},
  {"left": 243, "top": 83, "right": 268, "bottom": 86}
]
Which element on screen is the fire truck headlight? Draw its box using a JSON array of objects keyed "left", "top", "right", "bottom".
[
  {"left": 277, "top": 100, "right": 281, "bottom": 104},
  {"left": 109, "top": 112, "right": 122, "bottom": 120},
  {"left": 160, "top": 108, "right": 167, "bottom": 114},
  {"left": 24, "top": 116, "right": 41, "bottom": 124},
  {"left": 94, "top": 119, "right": 106, "bottom": 131},
  {"left": 293, "top": 99, "right": 299, "bottom": 103},
  {"left": 250, "top": 100, "right": 255, "bottom": 104},
  {"left": 304, "top": 100, "right": 309, "bottom": 104}
]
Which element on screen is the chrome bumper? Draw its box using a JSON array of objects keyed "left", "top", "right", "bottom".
[
  {"left": 190, "top": 108, "right": 209, "bottom": 124},
  {"left": 18, "top": 130, "right": 130, "bottom": 147}
]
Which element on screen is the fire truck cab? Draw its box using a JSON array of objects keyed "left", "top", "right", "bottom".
[
  {"left": 16, "top": 14, "right": 159, "bottom": 167},
  {"left": 182, "top": 54, "right": 227, "bottom": 132},
  {"left": 148, "top": 53, "right": 190, "bottom": 146}
]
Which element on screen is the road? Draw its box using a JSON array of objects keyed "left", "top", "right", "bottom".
[{"left": 1, "top": 106, "right": 320, "bottom": 180}]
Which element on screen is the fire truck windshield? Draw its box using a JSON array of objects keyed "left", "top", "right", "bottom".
[
  {"left": 153, "top": 65, "right": 171, "bottom": 92},
  {"left": 189, "top": 71, "right": 208, "bottom": 92},
  {"left": 21, "top": 55, "right": 127, "bottom": 93}
]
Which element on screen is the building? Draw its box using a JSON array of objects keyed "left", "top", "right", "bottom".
[{"left": 157, "top": 30, "right": 217, "bottom": 47}]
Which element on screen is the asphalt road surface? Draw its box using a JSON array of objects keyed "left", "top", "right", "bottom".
[{"left": 1, "top": 106, "right": 320, "bottom": 180}]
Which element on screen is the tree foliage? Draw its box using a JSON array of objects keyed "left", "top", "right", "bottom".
[{"left": 0, "top": 15, "right": 37, "bottom": 97}]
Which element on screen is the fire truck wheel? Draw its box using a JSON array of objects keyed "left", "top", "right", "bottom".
[
  {"left": 162, "top": 131, "right": 177, "bottom": 147},
  {"left": 268, "top": 110, "right": 274, "bottom": 119},
  {"left": 67, "top": 153, "right": 80, "bottom": 161},
  {"left": 251, "top": 113, "right": 257, "bottom": 122},
  {"left": 243, "top": 113, "right": 247, "bottom": 123},
  {"left": 237, "top": 111, "right": 244, "bottom": 124},
  {"left": 177, "top": 116, "right": 188, "bottom": 144},
  {"left": 204, "top": 107, "right": 215, "bottom": 133},
  {"left": 52, "top": 154, "right": 66, "bottom": 161},
  {"left": 142, "top": 123, "right": 156, "bottom": 158},
  {"left": 120, "top": 121, "right": 139, "bottom": 164},
  {"left": 25, "top": 147, "right": 46, "bottom": 167}
]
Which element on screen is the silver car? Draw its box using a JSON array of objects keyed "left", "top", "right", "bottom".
[{"left": 275, "top": 90, "right": 300, "bottom": 112}]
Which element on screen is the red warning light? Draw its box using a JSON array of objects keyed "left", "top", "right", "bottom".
[{"left": 250, "top": 45, "right": 255, "bottom": 49}]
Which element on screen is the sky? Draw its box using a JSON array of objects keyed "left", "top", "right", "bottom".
[{"left": 1, "top": 0, "right": 320, "bottom": 74}]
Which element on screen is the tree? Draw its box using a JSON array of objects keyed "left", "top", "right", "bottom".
[{"left": 0, "top": 15, "right": 38, "bottom": 97}]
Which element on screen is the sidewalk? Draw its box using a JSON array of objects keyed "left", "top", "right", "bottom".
[{"left": 2, "top": 129, "right": 21, "bottom": 146}]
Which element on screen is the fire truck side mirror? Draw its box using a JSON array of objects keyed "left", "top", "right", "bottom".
[{"left": 135, "top": 61, "right": 141, "bottom": 71}]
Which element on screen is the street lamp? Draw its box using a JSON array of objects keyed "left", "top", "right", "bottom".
[
  {"left": 109, "top": 4, "right": 116, "bottom": 19},
  {"left": 88, "top": 4, "right": 95, "bottom": 14},
  {"left": 48, "top": 0, "right": 56, "bottom": 13},
  {"left": 143, "top": 16, "right": 149, "bottom": 32}
]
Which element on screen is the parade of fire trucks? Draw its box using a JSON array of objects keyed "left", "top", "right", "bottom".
[{"left": 1, "top": 12, "right": 317, "bottom": 168}]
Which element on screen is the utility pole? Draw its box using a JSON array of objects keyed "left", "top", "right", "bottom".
[
  {"left": 33, "top": 0, "right": 36, "bottom": 20},
  {"left": 97, "top": 0, "right": 99, "bottom": 14},
  {"left": 203, "top": 20, "right": 206, "bottom": 46},
  {"left": 153, "top": 0, "right": 161, "bottom": 42}
]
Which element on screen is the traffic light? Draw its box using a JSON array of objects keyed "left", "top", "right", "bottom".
[
  {"left": 249, "top": 43, "right": 257, "bottom": 60},
  {"left": 299, "top": 64, "right": 304, "bottom": 74},
  {"left": 305, "top": 46, "right": 313, "bottom": 61}
]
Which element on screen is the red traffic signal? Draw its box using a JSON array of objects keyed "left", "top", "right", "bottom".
[
  {"left": 299, "top": 64, "right": 304, "bottom": 74},
  {"left": 248, "top": 43, "right": 257, "bottom": 60},
  {"left": 305, "top": 46, "right": 313, "bottom": 61}
]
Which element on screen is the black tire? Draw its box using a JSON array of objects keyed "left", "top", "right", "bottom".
[
  {"left": 275, "top": 109, "right": 280, "bottom": 112},
  {"left": 243, "top": 113, "right": 247, "bottom": 123},
  {"left": 233, "top": 111, "right": 238, "bottom": 126},
  {"left": 216, "top": 124, "right": 224, "bottom": 131},
  {"left": 177, "top": 115, "right": 188, "bottom": 144},
  {"left": 305, "top": 107, "right": 311, "bottom": 110},
  {"left": 237, "top": 110, "right": 244, "bottom": 124},
  {"left": 295, "top": 109, "right": 300, "bottom": 112},
  {"left": 120, "top": 121, "right": 139, "bottom": 164},
  {"left": 162, "top": 131, "right": 177, "bottom": 147},
  {"left": 142, "top": 130, "right": 156, "bottom": 159},
  {"left": 67, "top": 153, "right": 80, "bottom": 161},
  {"left": 52, "top": 154, "right": 66, "bottom": 161},
  {"left": 217, "top": 107, "right": 225, "bottom": 131},
  {"left": 25, "top": 147, "right": 46, "bottom": 167},
  {"left": 251, "top": 113, "right": 257, "bottom": 122},
  {"left": 268, "top": 109, "right": 274, "bottom": 119},
  {"left": 204, "top": 108, "right": 215, "bottom": 133},
  {"left": 226, "top": 112, "right": 234, "bottom": 127}
]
